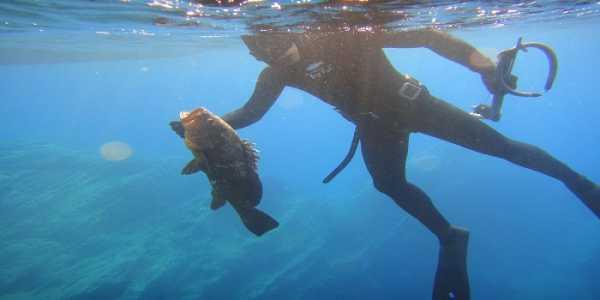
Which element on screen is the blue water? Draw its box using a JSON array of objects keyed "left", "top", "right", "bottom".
[{"left": 1, "top": 1, "right": 599, "bottom": 299}]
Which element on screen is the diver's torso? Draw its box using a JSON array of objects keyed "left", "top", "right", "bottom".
[{"left": 282, "top": 32, "right": 415, "bottom": 123}]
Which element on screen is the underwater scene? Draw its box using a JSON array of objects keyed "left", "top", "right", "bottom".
[{"left": 1, "top": 1, "right": 599, "bottom": 299}]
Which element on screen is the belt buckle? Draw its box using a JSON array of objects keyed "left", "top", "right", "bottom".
[{"left": 398, "top": 81, "right": 422, "bottom": 101}]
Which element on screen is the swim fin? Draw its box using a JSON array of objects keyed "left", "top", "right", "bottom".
[
  {"left": 232, "top": 204, "right": 279, "bottom": 236},
  {"left": 433, "top": 227, "right": 470, "bottom": 300}
]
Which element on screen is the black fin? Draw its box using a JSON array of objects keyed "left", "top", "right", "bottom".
[
  {"left": 232, "top": 204, "right": 278, "bottom": 236},
  {"left": 241, "top": 139, "right": 259, "bottom": 171},
  {"left": 433, "top": 227, "right": 471, "bottom": 300},
  {"left": 323, "top": 126, "right": 360, "bottom": 183},
  {"left": 170, "top": 121, "right": 185, "bottom": 138},
  {"left": 181, "top": 158, "right": 206, "bottom": 175}
]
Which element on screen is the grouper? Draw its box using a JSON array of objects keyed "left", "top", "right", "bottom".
[{"left": 172, "top": 107, "right": 278, "bottom": 236}]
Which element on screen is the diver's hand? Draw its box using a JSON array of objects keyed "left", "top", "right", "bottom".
[
  {"left": 481, "top": 67, "right": 518, "bottom": 95},
  {"left": 170, "top": 121, "right": 185, "bottom": 138}
]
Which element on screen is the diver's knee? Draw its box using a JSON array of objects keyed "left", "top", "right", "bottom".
[
  {"left": 373, "top": 178, "right": 391, "bottom": 193},
  {"left": 373, "top": 178, "right": 407, "bottom": 196}
]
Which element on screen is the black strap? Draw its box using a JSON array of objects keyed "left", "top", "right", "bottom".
[{"left": 322, "top": 126, "right": 360, "bottom": 184}]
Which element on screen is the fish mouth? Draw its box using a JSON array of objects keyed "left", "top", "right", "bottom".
[{"left": 179, "top": 111, "right": 190, "bottom": 120}]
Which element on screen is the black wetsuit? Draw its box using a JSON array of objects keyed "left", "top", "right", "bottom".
[{"left": 221, "top": 30, "right": 598, "bottom": 240}]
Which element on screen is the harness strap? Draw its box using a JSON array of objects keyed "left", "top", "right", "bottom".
[
  {"left": 323, "top": 75, "right": 425, "bottom": 183},
  {"left": 322, "top": 126, "right": 360, "bottom": 184}
]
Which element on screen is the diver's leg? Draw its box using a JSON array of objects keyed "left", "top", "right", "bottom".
[
  {"left": 414, "top": 95, "right": 599, "bottom": 218},
  {"left": 358, "top": 121, "right": 470, "bottom": 300},
  {"left": 358, "top": 121, "right": 451, "bottom": 240}
]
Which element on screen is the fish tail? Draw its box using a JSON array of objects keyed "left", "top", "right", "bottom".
[{"left": 232, "top": 204, "right": 278, "bottom": 236}]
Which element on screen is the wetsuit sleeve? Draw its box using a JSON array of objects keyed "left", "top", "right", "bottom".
[
  {"left": 376, "top": 28, "right": 496, "bottom": 75},
  {"left": 221, "top": 67, "right": 285, "bottom": 129}
]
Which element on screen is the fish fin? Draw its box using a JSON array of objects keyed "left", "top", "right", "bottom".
[
  {"left": 170, "top": 121, "right": 185, "bottom": 138},
  {"left": 241, "top": 139, "right": 259, "bottom": 171},
  {"left": 231, "top": 204, "right": 278, "bottom": 236},
  {"left": 181, "top": 158, "right": 206, "bottom": 175},
  {"left": 210, "top": 189, "right": 226, "bottom": 210}
]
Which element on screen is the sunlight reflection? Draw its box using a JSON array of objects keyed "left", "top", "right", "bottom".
[{"left": 100, "top": 141, "right": 133, "bottom": 161}]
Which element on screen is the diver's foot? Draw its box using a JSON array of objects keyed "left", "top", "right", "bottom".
[
  {"left": 433, "top": 226, "right": 470, "bottom": 300},
  {"left": 566, "top": 176, "right": 600, "bottom": 219}
]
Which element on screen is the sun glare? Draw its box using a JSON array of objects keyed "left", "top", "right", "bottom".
[{"left": 100, "top": 141, "right": 133, "bottom": 161}]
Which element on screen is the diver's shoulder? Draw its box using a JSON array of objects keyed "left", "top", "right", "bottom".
[{"left": 257, "top": 66, "right": 293, "bottom": 85}]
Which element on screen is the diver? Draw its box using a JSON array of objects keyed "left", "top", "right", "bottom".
[{"left": 170, "top": 28, "right": 599, "bottom": 300}]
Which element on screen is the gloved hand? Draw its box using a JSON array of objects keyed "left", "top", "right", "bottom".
[{"left": 481, "top": 66, "right": 518, "bottom": 95}]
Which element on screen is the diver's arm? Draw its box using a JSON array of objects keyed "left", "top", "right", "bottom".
[
  {"left": 377, "top": 28, "right": 496, "bottom": 75},
  {"left": 221, "top": 67, "right": 285, "bottom": 129}
]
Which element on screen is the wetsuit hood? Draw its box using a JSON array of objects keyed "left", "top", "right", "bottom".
[{"left": 242, "top": 33, "right": 299, "bottom": 65}]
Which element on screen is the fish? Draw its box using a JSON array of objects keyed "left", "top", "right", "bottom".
[{"left": 173, "top": 107, "right": 279, "bottom": 236}]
